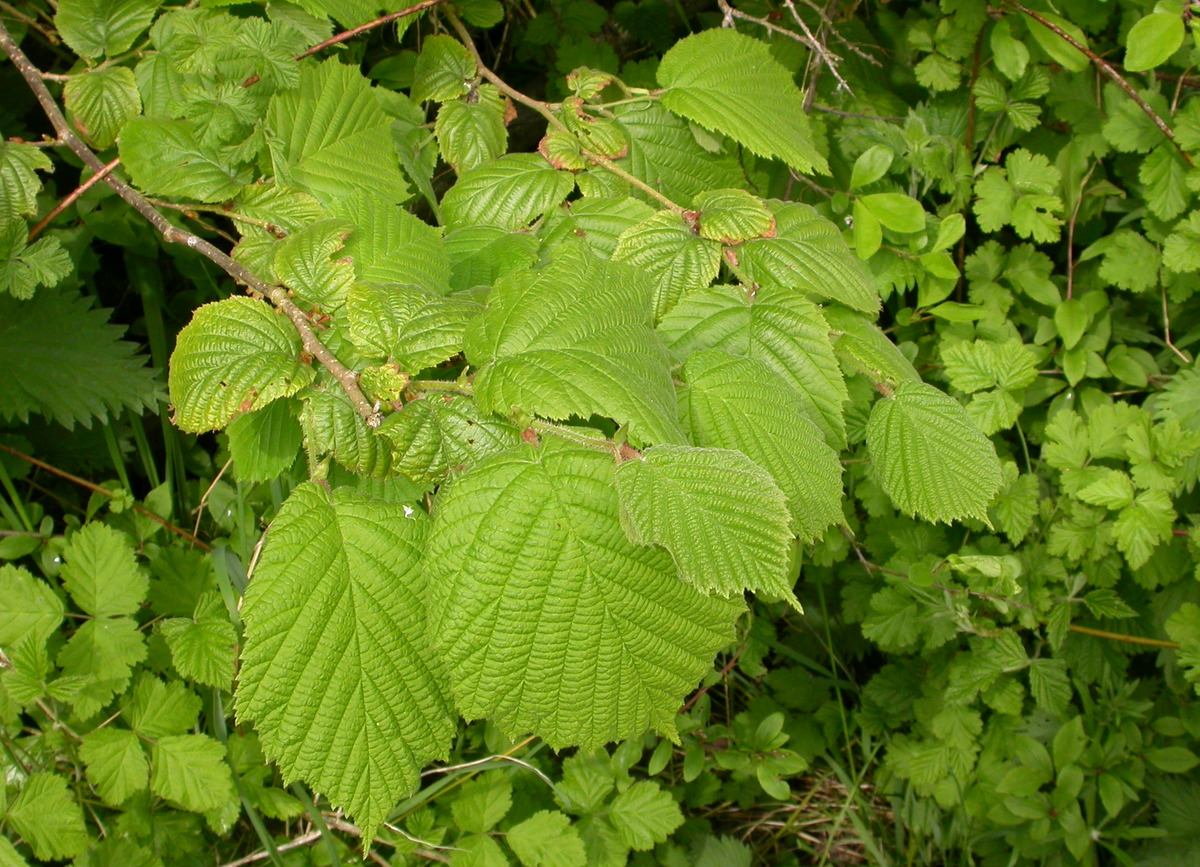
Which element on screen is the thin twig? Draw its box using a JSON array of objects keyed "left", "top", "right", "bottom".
[
  {"left": 810, "top": 104, "right": 902, "bottom": 122},
  {"left": 1162, "top": 286, "right": 1192, "bottom": 363},
  {"left": 1065, "top": 164, "right": 1096, "bottom": 300},
  {"left": 27, "top": 156, "right": 120, "bottom": 241},
  {"left": 0, "top": 20, "right": 383, "bottom": 430},
  {"left": 0, "top": 443, "right": 213, "bottom": 551},
  {"left": 298, "top": 0, "right": 452, "bottom": 58},
  {"left": 0, "top": 0, "right": 58, "bottom": 44},
  {"left": 1008, "top": 1, "right": 1193, "bottom": 166},
  {"left": 1068, "top": 624, "right": 1180, "bottom": 650},
  {"left": 218, "top": 830, "right": 324, "bottom": 867},
  {"left": 420, "top": 753, "right": 555, "bottom": 788}
]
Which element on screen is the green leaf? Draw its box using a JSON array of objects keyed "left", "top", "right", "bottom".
[
  {"left": 850, "top": 145, "right": 894, "bottom": 189},
  {"left": 1125, "top": 13, "right": 1184, "bottom": 72},
  {"left": 442, "top": 153, "right": 575, "bottom": 231},
  {"left": 445, "top": 225, "right": 539, "bottom": 291},
  {"left": 150, "top": 734, "right": 236, "bottom": 813},
  {"left": 378, "top": 394, "right": 520, "bottom": 485},
  {"left": 852, "top": 199, "right": 881, "bottom": 259},
  {"left": 6, "top": 773, "right": 88, "bottom": 860},
  {"left": 467, "top": 243, "right": 683, "bottom": 445},
  {"left": 1095, "top": 229, "right": 1160, "bottom": 293},
  {"left": 736, "top": 202, "right": 878, "bottom": 313},
  {"left": 63, "top": 66, "right": 141, "bottom": 150},
  {"left": 823, "top": 306, "right": 919, "bottom": 383},
  {"left": 680, "top": 350, "right": 843, "bottom": 542},
  {"left": 56, "top": 0, "right": 159, "bottom": 59},
  {"left": 658, "top": 29, "right": 827, "bottom": 174},
  {"left": 507, "top": 810, "right": 587, "bottom": 867},
  {"left": 1027, "top": 658, "right": 1071, "bottom": 715},
  {"left": 347, "top": 283, "right": 479, "bottom": 371},
  {"left": 1024, "top": 10, "right": 1090, "bottom": 73},
  {"left": 1164, "top": 212, "right": 1200, "bottom": 273},
  {"left": 0, "top": 565, "right": 63, "bottom": 648},
  {"left": 411, "top": 34, "right": 474, "bottom": 103},
  {"left": 612, "top": 210, "right": 721, "bottom": 320},
  {"left": 425, "top": 439, "right": 743, "bottom": 750},
  {"left": 973, "top": 149, "right": 1063, "bottom": 243},
  {"left": 1054, "top": 298, "right": 1090, "bottom": 349},
  {"left": 328, "top": 192, "right": 451, "bottom": 294},
  {"left": 866, "top": 380, "right": 1003, "bottom": 524},
  {"left": 615, "top": 443, "right": 796, "bottom": 604},
  {"left": 608, "top": 781, "right": 683, "bottom": 850},
  {"left": 942, "top": 340, "right": 1038, "bottom": 394},
  {"left": 272, "top": 219, "right": 355, "bottom": 311},
  {"left": 237, "top": 483, "right": 455, "bottom": 837},
  {"left": 0, "top": 142, "right": 52, "bottom": 221},
  {"left": 1140, "top": 143, "right": 1190, "bottom": 221},
  {"left": 915, "top": 53, "right": 961, "bottom": 91},
  {"left": 0, "top": 836, "right": 30, "bottom": 867},
  {"left": 159, "top": 591, "right": 237, "bottom": 689},
  {"left": 227, "top": 399, "right": 303, "bottom": 482},
  {"left": 1167, "top": 603, "right": 1200, "bottom": 694},
  {"left": 57, "top": 618, "right": 147, "bottom": 715},
  {"left": 693, "top": 189, "right": 774, "bottom": 242},
  {"left": 302, "top": 386, "right": 394, "bottom": 478},
  {"left": 0, "top": 288, "right": 161, "bottom": 428},
  {"left": 168, "top": 296, "right": 316, "bottom": 433},
  {"left": 1113, "top": 489, "right": 1175, "bottom": 569},
  {"left": 61, "top": 523, "right": 146, "bottom": 618},
  {"left": 1076, "top": 469, "right": 1135, "bottom": 510},
  {"left": 436, "top": 85, "right": 508, "bottom": 173},
  {"left": 990, "top": 18, "right": 1029, "bottom": 80},
  {"left": 1145, "top": 746, "right": 1200, "bottom": 773},
  {"left": 0, "top": 219, "right": 72, "bottom": 299},
  {"left": 120, "top": 117, "right": 245, "bottom": 203},
  {"left": 266, "top": 59, "right": 408, "bottom": 206},
  {"left": 658, "top": 283, "right": 848, "bottom": 447},
  {"left": 128, "top": 675, "right": 200, "bottom": 739},
  {"left": 859, "top": 193, "right": 925, "bottom": 234},
  {"left": 80, "top": 728, "right": 149, "bottom": 806},
  {"left": 539, "top": 196, "right": 656, "bottom": 259},
  {"left": 451, "top": 774, "right": 513, "bottom": 834}
]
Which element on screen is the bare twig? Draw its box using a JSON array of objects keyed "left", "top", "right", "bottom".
[
  {"left": 27, "top": 156, "right": 120, "bottom": 241},
  {"left": 1008, "top": 1, "right": 1193, "bottom": 166},
  {"left": 1162, "top": 286, "right": 1193, "bottom": 363},
  {"left": 218, "top": 830, "right": 324, "bottom": 867},
  {"left": 0, "top": 20, "right": 383, "bottom": 430},
  {"left": 0, "top": 1, "right": 59, "bottom": 44},
  {"left": 297, "top": 0, "right": 452, "bottom": 58},
  {"left": 1068, "top": 624, "right": 1180, "bottom": 650}
]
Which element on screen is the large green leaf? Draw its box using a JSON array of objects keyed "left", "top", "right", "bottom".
[
  {"left": 436, "top": 85, "right": 508, "bottom": 173},
  {"left": 615, "top": 443, "right": 796, "bottom": 605},
  {"left": 56, "top": 0, "right": 159, "bottom": 59},
  {"left": 737, "top": 202, "right": 878, "bottom": 313},
  {"left": 119, "top": 117, "right": 246, "bottom": 202},
  {"left": 680, "top": 350, "right": 843, "bottom": 543},
  {"left": 0, "top": 288, "right": 161, "bottom": 429},
  {"left": 237, "top": 483, "right": 455, "bottom": 837},
  {"left": 822, "top": 306, "right": 920, "bottom": 383},
  {"left": 378, "top": 394, "right": 521, "bottom": 484},
  {"left": 658, "top": 284, "right": 848, "bottom": 447},
  {"left": 866, "top": 381, "right": 1003, "bottom": 523},
  {"left": 149, "top": 734, "right": 236, "bottom": 814},
  {"left": 63, "top": 66, "right": 142, "bottom": 149},
  {"left": 266, "top": 60, "right": 408, "bottom": 206},
  {"left": 612, "top": 210, "right": 721, "bottom": 320},
  {"left": 168, "top": 296, "right": 315, "bottom": 433},
  {"left": 60, "top": 523, "right": 146, "bottom": 618},
  {"left": 0, "top": 142, "right": 52, "bottom": 221},
  {"left": 657, "top": 29, "right": 827, "bottom": 175},
  {"left": 80, "top": 728, "right": 149, "bottom": 806},
  {"left": 6, "top": 773, "right": 88, "bottom": 860},
  {"left": 467, "top": 243, "right": 683, "bottom": 445},
  {"left": 226, "top": 399, "right": 303, "bottom": 482},
  {"left": 272, "top": 219, "right": 355, "bottom": 311},
  {"left": 411, "top": 34, "right": 475, "bottom": 103},
  {"left": 425, "top": 439, "right": 743, "bottom": 749},
  {"left": 328, "top": 192, "right": 451, "bottom": 294},
  {"left": 442, "top": 153, "right": 575, "bottom": 231},
  {"left": 303, "top": 385, "right": 394, "bottom": 477}
]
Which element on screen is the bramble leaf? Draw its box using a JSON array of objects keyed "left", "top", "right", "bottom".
[
  {"left": 608, "top": 781, "right": 684, "bottom": 850},
  {"left": 159, "top": 591, "right": 237, "bottom": 690},
  {"left": 80, "top": 728, "right": 149, "bottom": 806},
  {"left": 0, "top": 565, "right": 63, "bottom": 648},
  {"left": 0, "top": 219, "right": 72, "bottom": 299},
  {"left": 150, "top": 734, "right": 236, "bottom": 814},
  {"left": 56, "top": 0, "right": 159, "bottom": 59},
  {"left": 411, "top": 34, "right": 474, "bottom": 103},
  {"left": 508, "top": 810, "right": 587, "bottom": 867},
  {"left": 61, "top": 522, "right": 146, "bottom": 618},
  {"left": 693, "top": 189, "right": 774, "bottom": 242},
  {"left": 6, "top": 773, "right": 88, "bottom": 860}
]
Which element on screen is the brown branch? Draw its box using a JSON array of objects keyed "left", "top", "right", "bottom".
[
  {"left": 1008, "top": 1, "right": 1193, "bottom": 167},
  {"left": 0, "top": 20, "right": 383, "bottom": 430},
  {"left": 0, "top": 443, "right": 213, "bottom": 552},
  {"left": 297, "top": 0, "right": 452, "bottom": 58},
  {"left": 1068, "top": 624, "right": 1180, "bottom": 650},
  {"left": 681, "top": 646, "right": 745, "bottom": 714},
  {"left": 27, "top": 156, "right": 120, "bottom": 241}
]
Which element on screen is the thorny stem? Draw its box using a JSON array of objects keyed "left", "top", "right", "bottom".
[
  {"left": 0, "top": 20, "right": 384, "bottom": 430},
  {"left": 27, "top": 156, "right": 121, "bottom": 241},
  {"left": 1007, "top": 1, "right": 1194, "bottom": 167}
]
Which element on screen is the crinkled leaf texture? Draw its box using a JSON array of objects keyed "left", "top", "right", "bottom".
[
  {"left": 466, "top": 242, "right": 683, "bottom": 446},
  {"left": 168, "top": 296, "right": 315, "bottom": 433},
  {"left": 379, "top": 394, "right": 521, "bottom": 485},
  {"left": 442, "top": 153, "right": 575, "bottom": 231},
  {"left": 866, "top": 381, "right": 1003, "bottom": 523},
  {"left": 657, "top": 29, "right": 827, "bottom": 175},
  {"left": 425, "top": 439, "right": 743, "bottom": 750},
  {"left": 119, "top": 117, "right": 246, "bottom": 203},
  {"left": 615, "top": 443, "right": 798, "bottom": 606},
  {"left": 612, "top": 210, "right": 721, "bottom": 321},
  {"left": 237, "top": 483, "right": 454, "bottom": 838}
]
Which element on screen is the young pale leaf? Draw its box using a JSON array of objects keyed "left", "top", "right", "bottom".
[
  {"left": 608, "top": 781, "right": 684, "bottom": 850},
  {"left": 168, "top": 296, "right": 315, "bottom": 433},
  {"left": 119, "top": 117, "right": 245, "bottom": 202},
  {"left": 425, "top": 440, "right": 743, "bottom": 751},
  {"left": 680, "top": 350, "right": 843, "bottom": 542},
  {"left": 850, "top": 145, "right": 894, "bottom": 189},
  {"left": 615, "top": 443, "right": 796, "bottom": 605},
  {"left": 658, "top": 29, "right": 827, "bottom": 174},
  {"left": 467, "top": 243, "right": 683, "bottom": 445},
  {"left": 507, "top": 811, "right": 587, "bottom": 867},
  {"left": 1124, "top": 13, "right": 1184, "bottom": 72},
  {"left": 378, "top": 394, "right": 521, "bottom": 485},
  {"left": 0, "top": 219, "right": 72, "bottom": 299},
  {"left": 237, "top": 483, "right": 455, "bottom": 837},
  {"left": 866, "top": 380, "right": 1003, "bottom": 524},
  {"left": 658, "top": 283, "right": 848, "bottom": 447},
  {"left": 442, "top": 153, "right": 575, "bottom": 231},
  {"left": 226, "top": 399, "right": 303, "bottom": 482},
  {"left": 63, "top": 66, "right": 141, "bottom": 149},
  {"left": 61, "top": 523, "right": 146, "bottom": 618},
  {"left": 737, "top": 202, "right": 879, "bottom": 313},
  {"left": 436, "top": 85, "right": 508, "bottom": 173},
  {"left": 858, "top": 193, "right": 925, "bottom": 234},
  {"left": 55, "top": 0, "right": 159, "bottom": 59},
  {"left": 266, "top": 60, "right": 408, "bottom": 206},
  {"left": 693, "top": 189, "right": 774, "bottom": 242},
  {"left": 6, "top": 773, "right": 89, "bottom": 860},
  {"left": 0, "top": 565, "right": 63, "bottom": 648},
  {"left": 612, "top": 210, "right": 722, "bottom": 320},
  {"left": 80, "top": 728, "right": 149, "bottom": 806},
  {"left": 150, "top": 734, "right": 236, "bottom": 814}
]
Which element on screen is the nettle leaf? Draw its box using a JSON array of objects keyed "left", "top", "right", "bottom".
[
  {"left": 0, "top": 288, "right": 161, "bottom": 428},
  {"left": 436, "top": 85, "right": 508, "bottom": 173},
  {"left": 467, "top": 243, "right": 683, "bottom": 445},
  {"left": 267, "top": 59, "right": 408, "bottom": 206},
  {"left": 169, "top": 296, "right": 316, "bottom": 433},
  {"left": 6, "top": 773, "right": 88, "bottom": 860},
  {"left": 866, "top": 380, "right": 1002, "bottom": 524},
  {"left": 0, "top": 142, "right": 52, "bottom": 221},
  {"left": 658, "top": 283, "right": 848, "bottom": 448},
  {"left": 442, "top": 153, "right": 575, "bottom": 231},
  {"left": 227, "top": 398, "right": 303, "bottom": 482},
  {"left": 0, "top": 565, "right": 63, "bottom": 648},
  {"left": 329, "top": 192, "right": 451, "bottom": 294},
  {"left": 347, "top": 283, "right": 479, "bottom": 371},
  {"left": 61, "top": 523, "right": 146, "bottom": 618},
  {"left": 237, "top": 483, "right": 455, "bottom": 837},
  {"left": 56, "top": 0, "right": 159, "bottom": 59},
  {"left": 120, "top": 117, "right": 245, "bottom": 202},
  {"left": 737, "top": 202, "right": 879, "bottom": 313},
  {"left": 411, "top": 34, "right": 475, "bottom": 103},
  {"left": 379, "top": 394, "right": 521, "bottom": 484},
  {"left": 80, "top": 728, "right": 149, "bottom": 806},
  {"left": 657, "top": 28, "right": 827, "bottom": 174},
  {"left": 612, "top": 210, "right": 721, "bottom": 320},
  {"left": 680, "top": 350, "right": 843, "bottom": 542},
  {"left": 150, "top": 734, "right": 236, "bottom": 814},
  {"left": 615, "top": 443, "right": 797, "bottom": 605},
  {"left": 63, "top": 66, "right": 141, "bottom": 149},
  {"left": 425, "top": 439, "right": 743, "bottom": 750},
  {"left": 693, "top": 189, "right": 774, "bottom": 242},
  {"left": 0, "top": 219, "right": 72, "bottom": 299}
]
